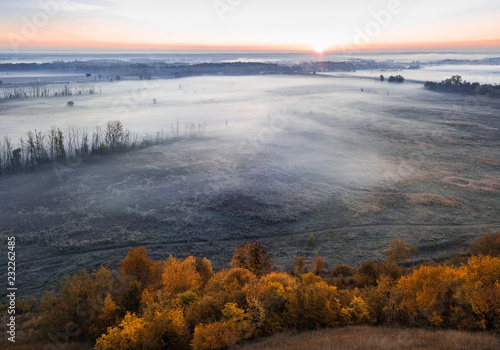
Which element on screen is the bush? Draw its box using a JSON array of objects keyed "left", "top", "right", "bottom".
[
  {"left": 311, "top": 255, "right": 328, "bottom": 275},
  {"left": 332, "top": 264, "right": 354, "bottom": 277},
  {"left": 470, "top": 231, "right": 500, "bottom": 256},
  {"left": 307, "top": 235, "right": 316, "bottom": 247}
]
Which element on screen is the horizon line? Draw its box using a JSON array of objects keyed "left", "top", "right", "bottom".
[{"left": 1, "top": 39, "right": 499, "bottom": 54}]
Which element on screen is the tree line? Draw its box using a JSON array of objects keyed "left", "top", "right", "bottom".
[
  {"left": 2, "top": 231, "right": 499, "bottom": 349},
  {"left": 424, "top": 75, "right": 500, "bottom": 97},
  {"left": 0, "top": 120, "right": 206, "bottom": 176},
  {"left": 1, "top": 84, "right": 99, "bottom": 100}
]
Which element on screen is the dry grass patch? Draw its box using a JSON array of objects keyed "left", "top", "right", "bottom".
[
  {"left": 352, "top": 193, "right": 408, "bottom": 217},
  {"left": 475, "top": 157, "right": 500, "bottom": 167},
  {"left": 407, "top": 193, "right": 461, "bottom": 208},
  {"left": 235, "top": 326, "right": 500, "bottom": 350},
  {"left": 443, "top": 177, "right": 500, "bottom": 195}
]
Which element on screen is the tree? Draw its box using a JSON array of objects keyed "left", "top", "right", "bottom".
[
  {"left": 95, "top": 312, "right": 145, "bottom": 350},
  {"left": 311, "top": 255, "right": 327, "bottom": 275},
  {"left": 163, "top": 255, "right": 202, "bottom": 295},
  {"left": 191, "top": 322, "right": 236, "bottom": 350},
  {"left": 387, "top": 264, "right": 465, "bottom": 328},
  {"left": 105, "top": 120, "right": 125, "bottom": 150},
  {"left": 195, "top": 257, "right": 214, "bottom": 287},
  {"left": 120, "top": 280, "right": 142, "bottom": 314},
  {"left": 286, "top": 281, "right": 341, "bottom": 330},
  {"left": 54, "top": 128, "right": 66, "bottom": 162},
  {"left": 341, "top": 296, "right": 371, "bottom": 325},
  {"left": 459, "top": 255, "right": 500, "bottom": 330},
  {"left": 383, "top": 238, "right": 417, "bottom": 264},
  {"left": 223, "top": 268, "right": 255, "bottom": 292},
  {"left": 118, "top": 247, "right": 154, "bottom": 287},
  {"left": 38, "top": 266, "right": 114, "bottom": 342},
  {"left": 244, "top": 272, "right": 297, "bottom": 332},
  {"left": 222, "top": 302, "right": 252, "bottom": 341},
  {"left": 451, "top": 75, "right": 462, "bottom": 85},
  {"left": 231, "top": 241, "right": 273, "bottom": 277},
  {"left": 11, "top": 148, "right": 22, "bottom": 170},
  {"left": 471, "top": 231, "right": 500, "bottom": 257},
  {"left": 332, "top": 264, "right": 354, "bottom": 277},
  {"left": 292, "top": 256, "right": 309, "bottom": 276},
  {"left": 388, "top": 75, "right": 404, "bottom": 83}
]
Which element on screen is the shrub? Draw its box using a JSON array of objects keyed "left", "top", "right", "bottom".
[
  {"left": 311, "top": 255, "right": 328, "bottom": 275},
  {"left": 470, "top": 231, "right": 500, "bottom": 256},
  {"left": 332, "top": 265, "right": 354, "bottom": 277},
  {"left": 307, "top": 234, "right": 316, "bottom": 246},
  {"left": 292, "top": 256, "right": 309, "bottom": 276},
  {"left": 383, "top": 238, "right": 418, "bottom": 264}
]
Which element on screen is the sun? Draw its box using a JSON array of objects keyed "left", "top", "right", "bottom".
[{"left": 315, "top": 45, "right": 325, "bottom": 54}]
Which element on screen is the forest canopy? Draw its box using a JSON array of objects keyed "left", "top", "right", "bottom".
[{"left": 2, "top": 232, "right": 500, "bottom": 349}]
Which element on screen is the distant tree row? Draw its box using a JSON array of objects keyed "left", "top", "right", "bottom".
[
  {"left": 3, "top": 231, "right": 499, "bottom": 348},
  {"left": 424, "top": 75, "right": 500, "bottom": 97},
  {"left": 1, "top": 84, "right": 99, "bottom": 100},
  {"left": 0, "top": 60, "right": 401, "bottom": 79},
  {"left": 0, "top": 120, "right": 206, "bottom": 176},
  {"left": 388, "top": 75, "right": 405, "bottom": 83}
]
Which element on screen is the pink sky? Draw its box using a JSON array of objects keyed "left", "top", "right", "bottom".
[{"left": 1, "top": 0, "right": 499, "bottom": 52}]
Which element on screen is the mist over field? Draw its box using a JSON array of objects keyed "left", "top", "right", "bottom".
[{"left": 0, "top": 62, "right": 499, "bottom": 297}]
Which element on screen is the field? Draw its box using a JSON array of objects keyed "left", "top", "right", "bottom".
[
  {"left": 0, "top": 73, "right": 499, "bottom": 297},
  {"left": 234, "top": 326, "right": 500, "bottom": 350}
]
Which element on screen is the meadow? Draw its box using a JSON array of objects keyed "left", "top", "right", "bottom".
[{"left": 0, "top": 72, "right": 499, "bottom": 297}]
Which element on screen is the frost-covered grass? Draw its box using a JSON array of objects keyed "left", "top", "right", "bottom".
[{"left": 0, "top": 74, "right": 499, "bottom": 297}]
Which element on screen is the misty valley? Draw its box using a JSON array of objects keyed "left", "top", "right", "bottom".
[{"left": 0, "top": 58, "right": 499, "bottom": 299}]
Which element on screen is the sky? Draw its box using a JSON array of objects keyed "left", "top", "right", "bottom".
[{"left": 0, "top": 0, "right": 499, "bottom": 53}]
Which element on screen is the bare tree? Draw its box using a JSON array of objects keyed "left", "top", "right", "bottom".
[
  {"left": 105, "top": 121, "right": 124, "bottom": 150},
  {"left": 54, "top": 129, "right": 66, "bottom": 162},
  {"left": 47, "top": 127, "right": 57, "bottom": 161}
]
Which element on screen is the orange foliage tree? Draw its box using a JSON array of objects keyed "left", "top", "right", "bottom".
[
  {"left": 231, "top": 241, "right": 273, "bottom": 277},
  {"left": 163, "top": 255, "right": 202, "bottom": 296},
  {"left": 38, "top": 266, "right": 115, "bottom": 342}
]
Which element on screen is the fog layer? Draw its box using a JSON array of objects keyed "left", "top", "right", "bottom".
[{"left": 0, "top": 74, "right": 499, "bottom": 297}]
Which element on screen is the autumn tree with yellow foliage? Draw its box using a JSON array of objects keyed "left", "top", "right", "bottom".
[{"left": 11, "top": 235, "right": 500, "bottom": 349}]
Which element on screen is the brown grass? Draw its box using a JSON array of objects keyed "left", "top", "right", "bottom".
[
  {"left": 407, "top": 193, "right": 461, "bottom": 208},
  {"left": 443, "top": 176, "right": 500, "bottom": 195},
  {"left": 352, "top": 193, "right": 407, "bottom": 217},
  {"left": 475, "top": 157, "right": 500, "bottom": 167},
  {"left": 235, "top": 326, "right": 500, "bottom": 350}
]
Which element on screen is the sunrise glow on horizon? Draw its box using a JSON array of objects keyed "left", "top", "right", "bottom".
[{"left": 1, "top": 0, "right": 499, "bottom": 53}]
